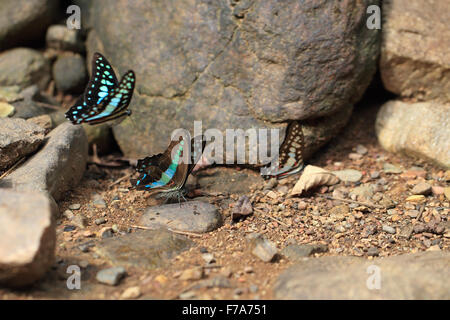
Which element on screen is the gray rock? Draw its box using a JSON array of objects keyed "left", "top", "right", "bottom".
[
  {"left": 0, "top": 48, "right": 50, "bottom": 90},
  {"left": 281, "top": 244, "right": 328, "bottom": 261},
  {"left": 46, "top": 25, "right": 84, "bottom": 53},
  {"left": 95, "top": 229, "right": 194, "bottom": 269},
  {"left": 92, "top": 193, "right": 107, "bottom": 209},
  {"left": 0, "top": 118, "right": 45, "bottom": 170},
  {"left": 380, "top": 0, "right": 449, "bottom": 103},
  {"left": 0, "top": 189, "right": 57, "bottom": 287},
  {"left": 1, "top": 122, "right": 88, "bottom": 202},
  {"left": 376, "top": 101, "right": 450, "bottom": 168},
  {"left": 411, "top": 182, "right": 432, "bottom": 196},
  {"left": 383, "top": 162, "right": 403, "bottom": 174},
  {"left": 0, "top": 0, "right": 58, "bottom": 50},
  {"left": 249, "top": 235, "right": 277, "bottom": 262},
  {"left": 80, "top": 0, "right": 379, "bottom": 158},
  {"left": 140, "top": 201, "right": 222, "bottom": 233},
  {"left": 350, "top": 184, "right": 375, "bottom": 201},
  {"left": 96, "top": 267, "right": 126, "bottom": 286},
  {"left": 382, "top": 225, "right": 396, "bottom": 234},
  {"left": 367, "top": 247, "right": 379, "bottom": 257},
  {"left": 355, "top": 144, "right": 368, "bottom": 155},
  {"left": 52, "top": 53, "right": 87, "bottom": 93},
  {"left": 274, "top": 251, "right": 450, "bottom": 299},
  {"left": 332, "top": 169, "right": 363, "bottom": 183}
]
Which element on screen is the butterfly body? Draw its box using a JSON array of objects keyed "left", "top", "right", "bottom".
[
  {"left": 264, "top": 121, "right": 305, "bottom": 180},
  {"left": 65, "top": 52, "right": 135, "bottom": 125},
  {"left": 131, "top": 135, "right": 206, "bottom": 202}
]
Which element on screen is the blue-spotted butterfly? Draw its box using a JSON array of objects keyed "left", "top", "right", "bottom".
[
  {"left": 264, "top": 121, "right": 305, "bottom": 179},
  {"left": 131, "top": 135, "right": 206, "bottom": 202},
  {"left": 65, "top": 52, "right": 135, "bottom": 125}
]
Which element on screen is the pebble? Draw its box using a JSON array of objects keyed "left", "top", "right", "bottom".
[
  {"left": 201, "top": 253, "right": 215, "bottom": 265},
  {"left": 355, "top": 144, "right": 368, "bottom": 155},
  {"left": 251, "top": 236, "right": 278, "bottom": 262},
  {"left": 96, "top": 267, "right": 126, "bottom": 286},
  {"left": 63, "top": 225, "right": 76, "bottom": 232},
  {"left": 118, "top": 188, "right": 129, "bottom": 193},
  {"left": 99, "top": 227, "right": 113, "bottom": 238},
  {"left": 95, "top": 217, "right": 107, "bottom": 225},
  {"left": 382, "top": 225, "right": 396, "bottom": 234},
  {"left": 348, "top": 153, "right": 363, "bottom": 160},
  {"left": 179, "top": 291, "right": 196, "bottom": 299},
  {"left": 431, "top": 186, "right": 444, "bottom": 196},
  {"left": 63, "top": 209, "right": 74, "bottom": 219},
  {"left": 244, "top": 266, "right": 254, "bottom": 273},
  {"left": 370, "top": 171, "right": 380, "bottom": 179},
  {"left": 92, "top": 194, "right": 107, "bottom": 209},
  {"left": 367, "top": 247, "right": 379, "bottom": 256},
  {"left": 411, "top": 182, "right": 432, "bottom": 195},
  {"left": 332, "top": 169, "right": 363, "bottom": 182},
  {"left": 120, "top": 286, "right": 141, "bottom": 299},
  {"left": 179, "top": 267, "right": 203, "bottom": 281},
  {"left": 249, "top": 284, "right": 259, "bottom": 293},
  {"left": 69, "top": 203, "right": 81, "bottom": 210},
  {"left": 406, "top": 195, "right": 426, "bottom": 203},
  {"left": 383, "top": 163, "right": 403, "bottom": 174},
  {"left": 407, "top": 210, "right": 419, "bottom": 218},
  {"left": 79, "top": 260, "right": 89, "bottom": 268}
]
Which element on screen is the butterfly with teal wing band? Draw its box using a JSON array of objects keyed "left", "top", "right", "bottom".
[
  {"left": 65, "top": 52, "right": 136, "bottom": 125},
  {"left": 131, "top": 135, "right": 206, "bottom": 202},
  {"left": 263, "top": 121, "right": 305, "bottom": 180}
]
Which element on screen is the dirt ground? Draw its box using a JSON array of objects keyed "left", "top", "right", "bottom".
[{"left": 1, "top": 88, "right": 448, "bottom": 300}]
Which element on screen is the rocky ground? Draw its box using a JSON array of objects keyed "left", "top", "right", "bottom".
[{"left": 1, "top": 96, "right": 448, "bottom": 300}]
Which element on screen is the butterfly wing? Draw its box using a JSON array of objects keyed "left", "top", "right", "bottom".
[
  {"left": 132, "top": 136, "right": 205, "bottom": 192},
  {"left": 79, "top": 70, "right": 135, "bottom": 125},
  {"left": 264, "top": 121, "right": 305, "bottom": 179},
  {"left": 84, "top": 52, "right": 119, "bottom": 106}
]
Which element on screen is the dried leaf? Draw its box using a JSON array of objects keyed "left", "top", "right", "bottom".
[{"left": 289, "top": 165, "right": 339, "bottom": 197}]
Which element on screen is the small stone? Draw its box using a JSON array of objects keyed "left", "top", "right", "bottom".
[
  {"left": 201, "top": 253, "right": 215, "bottom": 265},
  {"left": 411, "top": 182, "right": 432, "bottom": 195},
  {"left": 96, "top": 267, "right": 126, "bottom": 286},
  {"left": 251, "top": 236, "right": 278, "bottom": 262},
  {"left": 281, "top": 244, "right": 328, "bottom": 260},
  {"left": 120, "top": 286, "right": 141, "bottom": 299},
  {"left": 69, "top": 203, "right": 81, "bottom": 210},
  {"left": 244, "top": 266, "right": 254, "bottom": 273},
  {"left": 92, "top": 194, "right": 107, "bottom": 209},
  {"left": 0, "top": 102, "right": 15, "bottom": 117},
  {"left": 407, "top": 210, "right": 419, "bottom": 218},
  {"left": 406, "top": 195, "right": 426, "bottom": 203},
  {"left": 426, "top": 245, "right": 441, "bottom": 252},
  {"left": 367, "top": 247, "right": 379, "bottom": 256},
  {"left": 52, "top": 53, "right": 87, "bottom": 93},
  {"left": 155, "top": 274, "right": 168, "bottom": 285},
  {"left": 179, "top": 291, "right": 196, "bottom": 299},
  {"left": 431, "top": 186, "right": 444, "bottom": 196},
  {"left": 266, "top": 191, "right": 278, "bottom": 199},
  {"left": 382, "top": 225, "right": 396, "bottom": 234},
  {"left": 399, "top": 224, "right": 414, "bottom": 239},
  {"left": 370, "top": 171, "right": 380, "bottom": 179},
  {"left": 383, "top": 163, "right": 403, "bottom": 174},
  {"left": 332, "top": 169, "right": 363, "bottom": 183},
  {"left": 79, "top": 260, "right": 89, "bottom": 268},
  {"left": 118, "top": 188, "right": 129, "bottom": 193},
  {"left": 179, "top": 267, "right": 203, "bottom": 281},
  {"left": 95, "top": 217, "right": 107, "bottom": 225},
  {"left": 355, "top": 144, "right": 368, "bottom": 155},
  {"left": 63, "top": 209, "right": 74, "bottom": 219},
  {"left": 348, "top": 153, "right": 363, "bottom": 160},
  {"left": 111, "top": 224, "right": 119, "bottom": 233},
  {"left": 263, "top": 178, "right": 277, "bottom": 190},
  {"left": 63, "top": 225, "right": 76, "bottom": 232}
]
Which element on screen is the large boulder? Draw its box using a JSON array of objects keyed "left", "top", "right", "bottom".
[
  {"left": 78, "top": 0, "right": 380, "bottom": 159},
  {"left": 0, "top": 48, "right": 51, "bottom": 90},
  {"left": 380, "top": 0, "right": 449, "bottom": 103},
  {"left": 0, "top": 0, "right": 59, "bottom": 50},
  {"left": 0, "top": 189, "right": 57, "bottom": 287},
  {"left": 376, "top": 100, "right": 450, "bottom": 168}
]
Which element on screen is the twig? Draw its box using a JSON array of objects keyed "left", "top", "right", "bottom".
[
  {"left": 417, "top": 204, "right": 425, "bottom": 221},
  {"left": 108, "top": 172, "right": 133, "bottom": 188},
  {"left": 253, "top": 208, "right": 289, "bottom": 227},
  {"left": 317, "top": 195, "right": 384, "bottom": 209},
  {"left": 0, "top": 157, "right": 26, "bottom": 180},
  {"left": 129, "top": 225, "right": 203, "bottom": 238}
]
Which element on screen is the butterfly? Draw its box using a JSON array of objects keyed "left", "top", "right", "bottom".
[
  {"left": 65, "top": 52, "right": 136, "bottom": 125},
  {"left": 264, "top": 121, "right": 305, "bottom": 179},
  {"left": 131, "top": 135, "right": 206, "bottom": 202}
]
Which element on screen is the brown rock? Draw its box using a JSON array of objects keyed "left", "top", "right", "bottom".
[{"left": 0, "top": 189, "right": 57, "bottom": 287}]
